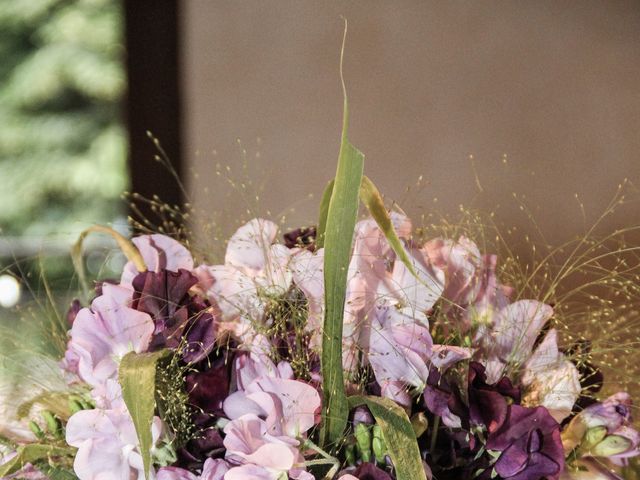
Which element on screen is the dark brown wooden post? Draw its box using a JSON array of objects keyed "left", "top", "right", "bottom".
[{"left": 124, "top": 0, "right": 183, "bottom": 232}]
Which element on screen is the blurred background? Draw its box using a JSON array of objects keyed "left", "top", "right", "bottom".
[{"left": 1, "top": 1, "right": 640, "bottom": 346}]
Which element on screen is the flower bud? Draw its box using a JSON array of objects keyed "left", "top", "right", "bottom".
[
  {"left": 410, "top": 412, "right": 428, "bottom": 438},
  {"left": 591, "top": 435, "right": 633, "bottom": 458},
  {"left": 371, "top": 426, "right": 387, "bottom": 465},
  {"left": 41, "top": 411, "right": 63, "bottom": 439},
  {"left": 28, "top": 421, "right": 44, "bottom": 440},
  {"left": 355, "top": 423, "right": 372, "bottom": 463}
]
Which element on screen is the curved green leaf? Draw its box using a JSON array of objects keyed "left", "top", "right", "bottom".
[
  {"left": 119, "top": 349, "right": 170, "bottom": 480},
  {"left": 348, "top": 395, "right": 427, "bottom": 480},
  {"left": 0, "top": 444, "right": 73, "bottom": 477},
  {"left": 72, "top": 225, "right": 147, "bottom": 300},
  {"left": 359, "top": 175, "right": 418, "bottom": 279}
]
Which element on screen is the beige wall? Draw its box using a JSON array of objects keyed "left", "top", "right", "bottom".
[{"left": 180, "top": 1, "right": 640, "bottom": 255}]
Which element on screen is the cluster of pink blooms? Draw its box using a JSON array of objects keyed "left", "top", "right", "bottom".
[{"left": 4, "top": 213, "right": 637, "bottom": 480}]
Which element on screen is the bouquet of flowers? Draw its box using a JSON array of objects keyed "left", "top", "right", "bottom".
[{"left": 1, "top": 49, "right": 639, "bottom": 480}]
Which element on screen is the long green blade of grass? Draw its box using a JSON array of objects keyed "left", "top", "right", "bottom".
[{"left": 319, "top": 19, "right": 364, "bottom": 450}]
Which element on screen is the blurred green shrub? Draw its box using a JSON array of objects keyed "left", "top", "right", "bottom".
[{"left": 0, "top": 0, "right": 127, "bottom": 238}]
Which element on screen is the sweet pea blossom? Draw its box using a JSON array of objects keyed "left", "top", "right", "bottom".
[
  {"left": 66, "top": 283, "right": 154, "bottom": 400},
  {"left": 479, "top": 300, "right": 554, "bottom": 383},
  {"left": 486, "top": 405, "right": 565, "bottom": 480},
  {"left": 121, "top": 234, "right": 195, "bottom": 287},
  {"left": 423, "top": 238, "right": 514, "bottom": 338},
  {"left": 521, "top": 329, "right": 581, "bottom": 422},
  {"left": 367, "top": 306, "right": 432, "bottom": 406},
  {"left": 157, "top": 458, "right": 230, "bottom": 480},
  {"left": 66, "top": 404, "right": 165, "bottom": 480},
  {"left": 292, "top": 213, "right": 444, "bottom": 375},
  {"left": 196, "top": 219, "right": 293, "bottom": 346},
  {"left": 221, "top": 353, "right": 320, "bottom": 478}
]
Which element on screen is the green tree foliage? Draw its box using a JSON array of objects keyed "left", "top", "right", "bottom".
[{"left": 0, "top": 0, "right": 127, "bottom": 237}]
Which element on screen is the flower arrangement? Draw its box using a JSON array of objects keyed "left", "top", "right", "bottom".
[{"left": 1, "top": 37, "right": 639, "bottom": 480}]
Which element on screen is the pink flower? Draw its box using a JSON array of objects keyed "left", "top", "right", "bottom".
[
  {"left": 368, "top": 306, "right": 432, "bottom": 406},
  {"left": 222, "top": 354, "right": 321, "bottom": 478},
  {"left": 225, "top": 463, "right": 314, "bottom": 480},
  {"left": 121, "top": 234, "right": 194, "bottom": 287},
  {"left": 521, "top": 329, "right": 581, "bottom": 422},
  {"left": 423, "top": 238, "right": 513, "bottom": 336},
  {"left": 480, "top": 300, "right": 554, "bottom": 383},
  {"left": 224, "top": 375, "right": 321, "bottom": 439},
  {"left": 422, "top": 236, "right": 483, "bottom": 313},
  {"left": 291, "top": 213, "right": 443, "bottom": 373},
  {"left": 66, "top": 405, "right": 165, "bottom": 480},
  {"left": 66, "top": 283, "right": 154, "bottom": 397},
  {"left": 223, "top": 414, "right": 301, "bottom": 471},
  {"left": 289, "top": 248, "right": 325, "bottom": 348},
  {"left": 157, "top": 458, "right": 230, "bottom": 480},
  {"left": 233, "top": 351, "right": 294, "bottom": 392},
  {"left": 196, "top": 219, "right": 292, "bottom": 345}
]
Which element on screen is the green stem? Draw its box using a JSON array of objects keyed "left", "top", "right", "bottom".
[
  {"left": 303, "top": 439, "right": 341, "bottom": 479},
  {"left": 430, "top": 416, "right": 440, "bottom": 454}
]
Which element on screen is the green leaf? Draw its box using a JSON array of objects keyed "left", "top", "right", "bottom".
[
  {"left": 348, "top": 396, "right": 427, "bottom": 480},
  {"left": 359, "top": 175, "right": 418, "bottom": 279},
  {"left": 316, "top": 178, "right": 335, "bottom": 248},
  {"left": 119, "top": 349, "right": 170, "bottom": 480},
  {"left": 71, "top": 225, "right": 147, "bottom": 301},
  {"left": 319, "top": 20, "right": 364, "bottom": 450},
  {"left": 0, "top": 444, "right": 73, "bottom": 477},
  {"left": 37, "top": 464, "right": 78, "bottom": 480}
]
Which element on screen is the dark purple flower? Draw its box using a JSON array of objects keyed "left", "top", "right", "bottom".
[
  {"left": 176, "top": 426, "right": 225, "bottom": 471},
  {"left": 283, "top": 226, "right": 317, "bottom": 251},
  {"left": 423, "top": 362, "right": 520, "bottom": 433},
  {"left": 185, "top": 356, "right": 230, "bottom": 420},
  {"left": 486, "top": 405, "right": 564, "bottom": 480},
  {"left": 131, "top": 268, "right": 217, "bottom": 363},
  {"left": 468, "top": 362, "right": 520, "bottom": 434},
  {"left": 423, "top": 367, "right": 467, "bottom": 428}
]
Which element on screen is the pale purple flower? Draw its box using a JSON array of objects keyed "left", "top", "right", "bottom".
[
  {"left": 221, "top": 354, "right": 320, "bottom": 478},
  {"left": 289, "top": 247, "right": 325, "bottom": 349},
  {"left": 291, "top": 213, "right": 443, "bottom": 374},
  {"left": 521, "top": 329, "right": 581, "bottom": 422},
  {"left": 224, "top": 375, "right": 321, "bottom": 439},
  {"left": 157, "top": 458, "right": 230, "bottom": 480},
  {"left": 423, "top": 239, "right": 514, "bottom": 338},
  {"left": 66, "top": 283, "right": 154, "bottom": 398},
  {"left": 233, "top": 351, "right": 294, "bottom": 392},
  {"left": 66, "top": 405, "right": 165, "bottom": 480},
  {"left": 121, "top": 234, "right": 194, "bottom": 287},
  {"left": 224, "top": 463, "right": 314, "bottom": 480},
  {"left": 480, "top": 300, "right": 554, "bottom": 383},
  {"left": 223, "top": 414, "right": 302, "bottom": 471},
  {"left": 196, "top": 219, "right": 292, "bottom": 345},
  {"left": 422, "top": 236, "right": 483, "bottom": 313},
  {"left": 367, "top": 306, "right": 432, "bottom": 406}
]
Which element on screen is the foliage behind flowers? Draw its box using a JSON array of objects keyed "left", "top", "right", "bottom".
[{"left": 1, "top": 40, "right": 640, "bottom": 480}]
